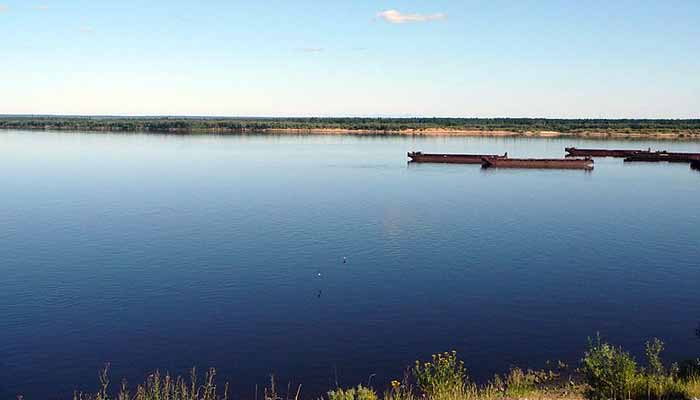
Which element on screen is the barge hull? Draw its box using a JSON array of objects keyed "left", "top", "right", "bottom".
[
  {"left": 408, "top": 152, "right": 507, "bottom": 164},
  {"left": 565, "top": 147, "right": 646, "bottom": 158},
  {"left": 482, "top": 157, "right": 594, "bottom": 170},
  {"left": 624, "top": 152, "right": 700, "bottom": 163}
]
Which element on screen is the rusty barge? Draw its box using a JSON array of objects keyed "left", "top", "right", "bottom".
[
  {"left": 407, "top": 151, "right": 507, "bottom": 164},
  {"left": 624, "top": 151, "right": 700, "bottom": 163},
  {"left": 482, "top": 157, "right": 594, "bottom": 170},
  {"left": 565, "top": 147, "right": 647, "bottom": 158}
]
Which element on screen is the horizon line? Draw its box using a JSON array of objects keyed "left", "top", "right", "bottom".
[{"left": 1, "top": 114, "right": 699, "bottom": 121}]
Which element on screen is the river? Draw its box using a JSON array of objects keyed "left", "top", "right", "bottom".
[{"left": 1, "top": 131, "right": 699, "bottom": 399}]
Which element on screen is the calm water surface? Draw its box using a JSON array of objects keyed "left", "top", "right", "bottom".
[{"left": 1, "top": 131, "right": 699, "bottom": 399}]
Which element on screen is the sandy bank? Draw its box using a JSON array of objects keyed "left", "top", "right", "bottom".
[
  {"left": 264, "top": 128, "right": 700, "bottom": 140},
  {"left": 4, "top": 126, "right": 700, "bottom": 140}
]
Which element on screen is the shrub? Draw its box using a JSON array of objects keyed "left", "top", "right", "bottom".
[
  {"left": 582, "top": 335, "right": 699, "bottom": 400},
  {"left": 413, "top": 351, "right": 467, "bottom": 397},
  {"left": 327, "top": 385, "right": 378, "bottom": 400},
  {"left": 646, "top": 338, "right": 666, "bottom": 377},
  {"left": 581, "top": 335, "right": 639, "bottom": 400}
]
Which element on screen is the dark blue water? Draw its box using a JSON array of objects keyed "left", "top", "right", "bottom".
[{"left": 1, "top": 131, "right": 699, "bottom": 399}]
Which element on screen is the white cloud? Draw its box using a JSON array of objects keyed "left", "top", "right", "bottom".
[
  {"left": 79, "top": 26, "right": 95, "bottom": 33},
  {"left": 0, "top": 5, "right": 8, "bottom": 13},
  {"left": 34, "top": 5, "right": 49, "bottom": 11},
  {"left": 376, "top": 9, "right": 446, "bottom": 24}
]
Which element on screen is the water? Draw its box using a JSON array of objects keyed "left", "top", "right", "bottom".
[{"left": 1, "top": 131, "right": 699, "bottom": 399}]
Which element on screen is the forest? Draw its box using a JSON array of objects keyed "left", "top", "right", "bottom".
[{"left": 1, "top": 116, "right": 699, "bottom": 135}]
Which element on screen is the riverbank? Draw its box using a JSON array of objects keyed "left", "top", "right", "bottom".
[
  {"left": 63, "top": 336, "right": 700, "bottom": 400},
  {"left": 5, "top": 126, "right": 700, "bottom": 140},
  {"left": 2, "top": 116, "right": 700, "bottom": 140},
  {"left": 267, "top": 128, "right": 700, "bottom": 139},
  {"left": 72, "top": 358, "right": 589, "bottom": 400}
]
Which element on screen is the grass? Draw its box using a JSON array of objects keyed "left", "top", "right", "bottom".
[
  {"left": 72, "top": 367, "right": 229, "bottom": 400},
  {"left": 683, "top": 377, "right": 700, "bottom": 399},
  {"left": 68, "top": 354, "right": 581, "bottom": 400},
  {"left": 32, "top": 335, "right": 700, "bottom": 400}
]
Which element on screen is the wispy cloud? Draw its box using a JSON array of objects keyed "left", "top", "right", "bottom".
[
  {"left": 298, "top": 47, "right": 324, "bottom": 53},
  {"left": 34, "top": 4, "right": 49, "bottom": 11},
  {"left": 0, "top": 5, "right": 8, "bottom": 13},
  {"left": 376, "top": 9, "right": 447, "bottom": 24},
  {"left": 79, "top": 26, "right": 95, "bottom": 33}
]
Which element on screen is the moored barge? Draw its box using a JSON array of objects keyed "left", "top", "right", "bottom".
[
  {"left": 666, "top": 151, "right": 700, "bottom": 159},
  {"left": 691, "top": 160, "right": 700, "bottom": 171},
  {"left": 624, "top": 151, "right": 700, "bottom": 163},
  {"left": 482, "top": 157, "right": 594, "bottom": 170},
  {"left": 408, "top": 151, "right": 507, "bottom": 164},
  {"left": 565, "top": 147, "right": 647, "bottom": 158}
]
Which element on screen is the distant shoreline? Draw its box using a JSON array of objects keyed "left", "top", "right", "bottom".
[
  {"left": 2, "top": 116, "right": 700, "bottom": 140},
  {"left": 266, "top": 128, "right": 700, "bottom": 140},
  {"left": 3, "top": 126, "right": 700, "bottom": 140}
]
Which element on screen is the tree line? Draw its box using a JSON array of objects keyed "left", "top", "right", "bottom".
[{"left": 1, "top": 116, "right": 699, "bottom": 133}]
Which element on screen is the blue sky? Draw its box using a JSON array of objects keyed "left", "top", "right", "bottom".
[{"left": 1, "top": 0, "right": 699, "bottom": 117}]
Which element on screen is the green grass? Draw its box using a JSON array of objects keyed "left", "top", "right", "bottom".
[
  {"left": 73, "top": 367, "right": 229, "bottom": 400},
  {"left": 47, "top": 334, "right": 700, "bottom": 400},
  {"left": 70, "top": 353, "right": 581, "bottom": 400}
]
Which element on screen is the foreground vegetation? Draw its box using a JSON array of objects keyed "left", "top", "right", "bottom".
[
  {"left": 64, "top": 334, "right": 700, "bottom": 400},
  {"left": 2, "top": 116, "right": 700, "bottom": 137}
]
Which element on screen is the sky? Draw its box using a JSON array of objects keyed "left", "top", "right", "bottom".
[{"left": 0, "top": 0, "right": 699, "bottom": 118}]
